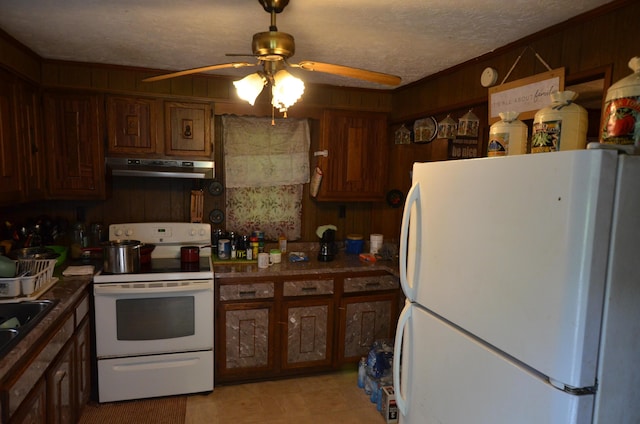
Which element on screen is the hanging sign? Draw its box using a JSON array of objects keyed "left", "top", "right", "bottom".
[{"left": 488, "top": 68, "right": 565, "bottom": 124}]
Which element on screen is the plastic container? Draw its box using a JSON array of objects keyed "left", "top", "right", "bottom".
[
  {"left": 488, "top": 111, "right": 528, "bottom": 156},
  {"left": 600, "top": 56, "right": 640, "bottom": 147},
  {"left": 345, "top": 234, "right": 364, "bottom": 254},
  {"left": 370, "top": 234, "right": 383, "bottom": 255},
  {"left": 532, "top": 90, "right": 588, "bottom": 153}
]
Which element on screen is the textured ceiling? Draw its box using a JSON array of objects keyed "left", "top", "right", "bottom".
[{"left": 0, "top": 0, "right": 613, "bottom": 89}]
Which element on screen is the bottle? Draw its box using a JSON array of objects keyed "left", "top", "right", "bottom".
[
  {"left": 357, "top": 357, "right": 366, "bottom": 388},
  {"left": 245, "top": 236, "right": 253, "bottom": 261},
  {"left": 250, "top": 236, "right": 259, "bottom": 260},
  {"left": 278, "top": 235, "right": 287, "bottom": 253}
]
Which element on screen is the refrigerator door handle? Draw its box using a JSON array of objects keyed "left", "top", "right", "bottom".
[
  {"left": 393, "top": 302, "right": 413, "bottom": 416},
  {"left": 400, "top": 182, "right": 421, "bottom": 301}
]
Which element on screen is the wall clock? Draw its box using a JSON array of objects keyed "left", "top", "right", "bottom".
[{"left": 481, "top": 67, "right": 498, "bottom": 88}]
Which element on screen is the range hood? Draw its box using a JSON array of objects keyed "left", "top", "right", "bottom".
[{"left": 107, "top": 158, "right": 215, "bottom": 179}]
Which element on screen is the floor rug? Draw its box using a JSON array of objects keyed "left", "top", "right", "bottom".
[{"left": 79, "top": 396, "right": 186, "bottom": 424}]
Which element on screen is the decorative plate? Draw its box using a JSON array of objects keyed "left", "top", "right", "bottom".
[
  {"left": 386, "top": 189, "right": 405, "bottom": 208},
  {"left": 209, "top": 209, "right": 225, "bottom": 224},
  {"left": 207, "top": 180, "right": 224, "bottom": 196}
]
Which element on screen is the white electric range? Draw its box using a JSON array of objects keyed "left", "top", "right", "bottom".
[{"left": 93, "top": 222, "right": 214, "bottom": 403}]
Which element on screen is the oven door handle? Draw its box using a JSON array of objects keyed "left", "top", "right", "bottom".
[{"left": 94, "top": 282, "right": 212, "bottom": 295}]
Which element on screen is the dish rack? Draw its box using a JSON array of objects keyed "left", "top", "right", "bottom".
[
  {"left": 19, "top": 259, "right": 57, "bottom": 290},
  {"left": 0, "top": 259, "right": 58, "bottom": 300}
]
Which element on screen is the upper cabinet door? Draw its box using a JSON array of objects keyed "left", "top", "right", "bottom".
[
  {"left": 164, "top": 101, "right": 212, "bottom": 158},
  {"left": 317, "top": 109, "right": 389, "bottom": 201},
  {"left": 0, "top": 73, "right": 23, "bottom": 204},
  {"left": 107, "top": 95, "right": 160, "bottom": 156},
  {"left": 16, "top": 81, "right": 46, "bottom": 201},
  {"left": 44, "top": 92, "right": 106, "bottom": 200}
]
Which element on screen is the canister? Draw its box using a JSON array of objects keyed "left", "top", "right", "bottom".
[
  {"left": 600, "top": 56, "right": 640, "bottom": 147},
  {"left": 532, "top": 91, "right": 588, "bottom": 153},
  {"left": 370, "top": 234, "right": 383, "bottom": 255},
  {"left": 488, "top": 112, "right": 528, "bottom": 156},
  {"left": 345, "top": 234, "right": 364, "bottom": 254}
]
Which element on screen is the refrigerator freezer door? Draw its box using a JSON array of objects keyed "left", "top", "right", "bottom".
[
  {"left": 395, "top": 303, "right": 593, "bottom": 424},
  {"left": 400, "top": 150, "right": 618, "bottom": 389}
]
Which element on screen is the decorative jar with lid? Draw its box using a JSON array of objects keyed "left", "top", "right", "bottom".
[
  {"left": 600, "top": 57, "right": 640, "bottom": 147},
  {"left": 488, "top": 112, "right": 528, "bottom": 156},
  {"left": 532, "top": 91, "right": 587, "bottom": 153}
]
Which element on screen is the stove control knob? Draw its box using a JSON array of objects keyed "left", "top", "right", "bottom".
[
  {"left": 190, "top": 228, "right": 197, "bottom": 236},
  {"left": 114, "top": 228, "right": 124, "bottom": 237},
  {"left": 199, "top": 228, "right": 207, "bottom": 236},
  {"left": 125, "top": 229, "right": 134, "bottom": 237}
]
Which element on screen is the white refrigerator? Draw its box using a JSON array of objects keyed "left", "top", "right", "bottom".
[{"left": 393, "top": 148, "right": 640, "bottom": 423}]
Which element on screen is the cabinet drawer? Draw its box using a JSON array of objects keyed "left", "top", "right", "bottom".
[
  {"left": 343, "top": 275, "right": 399, "bottom": 293},
  {"left": 219, "top": 282, "right": 275, "bottom": 301},
  {"left": 283, "top": 279, "right": 334, "bottom": 297}
]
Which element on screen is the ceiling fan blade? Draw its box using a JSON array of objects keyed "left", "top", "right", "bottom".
[
  {"left": 293, "top": 61, "right": 401, "bottom": 86},
  {"left": 142, "top": 62, "right": 256, "bottom": 82}
]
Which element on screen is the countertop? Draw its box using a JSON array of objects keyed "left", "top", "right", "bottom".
[
  {"left": 213, "top": 250, "right": 399, "bottom": 279},
  {"left": 0, "top": 262, "right": 93, "bottom": 384}
]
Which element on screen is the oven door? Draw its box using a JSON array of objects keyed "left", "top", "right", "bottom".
[{"left": 94, "top": 279, "right": 214, "bottom": 357}]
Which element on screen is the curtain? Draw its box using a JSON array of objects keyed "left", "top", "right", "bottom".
[{"left": 222, "top": 115, "right": 310, "bottom": 240}]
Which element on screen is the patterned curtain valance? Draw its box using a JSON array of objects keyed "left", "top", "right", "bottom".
[{"left": 222, "top": 115, "right": 310, "bottom": 188}]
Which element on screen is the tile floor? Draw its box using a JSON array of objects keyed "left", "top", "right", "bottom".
[{"left": 185, "top": 370, "right": 387, "bottom": 423}]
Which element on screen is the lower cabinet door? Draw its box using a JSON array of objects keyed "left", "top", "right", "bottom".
[
  {"left": 218, "top": 302, "right": 276, "bottom": 379},
  {"left": 10, "top": 379, "right": 47, "bottom": 424},
  {"left": 339, "top": 293, "right": 398, "bottom": 364},
  {"left": 281, "top": 298, "right": 334, "bottom": 370},
  {"left": 47, "top": 340, "right": 73, "bottom": 424}
]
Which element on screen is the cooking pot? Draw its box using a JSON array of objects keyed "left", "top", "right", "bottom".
[
  {"left": 180, "top": 246, "right": 201, "bottom": 264},
  {"left": 140, "top": 243, "right": 155, "bottom": 265},
  {"left": 103, "top": 240, "right": 141, "bottom": 274}
]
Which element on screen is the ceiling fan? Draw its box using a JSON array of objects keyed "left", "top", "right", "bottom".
[{"left": 142, "top": 0, "right": 402, "bottom": 87}]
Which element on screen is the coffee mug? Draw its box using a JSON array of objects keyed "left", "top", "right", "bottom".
[
  {"left": 257, "top": 252, "right": 270, "bottom": 268},
  {"left": 269, "top": 249, "right": 282, "bottom": 264}
]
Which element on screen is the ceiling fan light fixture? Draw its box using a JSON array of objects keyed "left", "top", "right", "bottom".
[
  {"left": 233, "top": 72, "right": 267, "bottom": 105},
  {"left": 271, "top": 69, "right": 304, "bottom": 112}
]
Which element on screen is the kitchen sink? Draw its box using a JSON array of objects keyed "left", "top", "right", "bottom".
[{"left": 0, "top": 300, "right": 57, "bottom": 357}]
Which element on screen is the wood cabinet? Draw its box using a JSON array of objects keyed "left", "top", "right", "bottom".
[
  {"left": 107, "top": 97, "right": 213, "bottom": 159},
  {"left": 2, "top": 293, "right": 91, "bottom": 424},
  {"left": 107, "top": 95, "right": 160, "bottom": 156},
  {"left": 43, "top": 92, "right": 106, "bottom": 199},
  {"left": 0, "top": 71, "right": 23, "bottom": 204},
  {"left": 9, "top": 379, "right": 47, "bottom": 424},
  {"left": 47, "top": 340, "right": 73, "bottom": 424},
  {"left": 281, "top": 278, "right": 335, "bottom": 370},
  {"left": 216, "top": 271, "right": 399, "bottom": 384},
  {"left": 217, "top": 281, "right": 276, "bottom": 381},
  {"left": 317, "top": 109, "right": 389, "bottom": 201},
  {"left": 164, "top": 101, "right": 212, "bottom": 158},
  {"left": 15, "top": 81, "right": 46, "bottom": 201},
  {"left": 338, "top": 274, "right": 400, "bottom": 364}
]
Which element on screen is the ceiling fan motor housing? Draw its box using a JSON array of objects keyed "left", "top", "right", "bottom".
[{"left": 252, "top": 31, "right": 295, "bottom": 59}]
